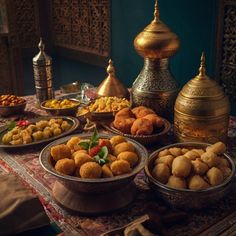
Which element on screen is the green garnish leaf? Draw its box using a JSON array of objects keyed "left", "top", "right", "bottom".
[
  {"left": 94, "top": 155, "right": 100, "bottom": 162},
  {"left": 98, "top": 146, "right": 108, "bottom": 159},
  {"left": 89, "top": 127, "right": 99, "bottom": 150},
  {"left": 98, "top": 159, "right": 106, "bottom": 165},
  {"left": 8, "top": 121, "right": 16, "bottom": 131},
  {"left": 79, "top": 141, "right": 90, "bottom": 150}
]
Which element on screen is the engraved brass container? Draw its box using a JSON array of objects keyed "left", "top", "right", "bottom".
[
  {"left": 96, "top": 59, "right": 129, "bottom": 99},
  {"left": 174, "top": 53, "right": 230, "bottom": 143},
  {"left": 132, "top": 0, "right": 180, "bottom": 120},
  {"left": 33, "top": 38, "right": 54, "bottom": 104}
]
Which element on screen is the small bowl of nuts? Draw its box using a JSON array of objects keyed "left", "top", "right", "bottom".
[
  {"left": 0, "top": 95, "right": 26, "bottom": 117},
  {"left": 41, "top": 98, "right": 80, "bottom": 116}
]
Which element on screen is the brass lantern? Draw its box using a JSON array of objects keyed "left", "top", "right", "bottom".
[
  {"left": 174, "top": 53, "right": 230, "bottom": 143},
  {"left": 131, "top": 0, "right": 180, "bottom": 120}
]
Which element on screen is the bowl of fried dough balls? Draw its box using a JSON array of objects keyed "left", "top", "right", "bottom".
[
  {"left": 40, "top": 133, "right": 147, "bottom": 194},
  {"left": 106, "top": 106, "right": 171, "bottom": 145},
  {"left": 145, "top": 142, "right": 235, "bottom": 209}
]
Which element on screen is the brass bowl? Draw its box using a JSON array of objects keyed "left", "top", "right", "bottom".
[
  {"left": 60, "top": 81, "right": 80, "bottom": 94},
  {"left": 0, "top": 101, "right": 26, "bottom": 117},
  {"left": 103, "top": 118, "right": 171, "bottom": 146},
  {"left": 39, "top": 133, "right": 148, "bottom": 214},
  {"left": 40, "top": 99, "right": 80, "bottom": 116},
  {"left": 145, "top": 142, "right": 236, "bottom": 210}
]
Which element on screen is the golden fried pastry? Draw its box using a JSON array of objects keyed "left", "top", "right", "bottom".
[
  {"left": 110, "top": 135, "right": 127, "bottom": 147},
  {"left": 167, "top": 175, "right": 187, "bottom": 189},
  {"left": 143, "top": 114, "right": 164, "bottom": 129},
  {"left": 67, "top": 136, "right": 81, "bottom": 151},
  {"left": 184, "top": 150, "right": 200, "bottom": 160},
  {"left": 113, "top": 142, "right": 135, "bottom": 156},
  {"left": 206, "top": 142, "right": 226, "bottom": 155},
  {"left": 72, "top": 149, "right": 88, "bottom": 158},
  {"left": 115, "top": 107, "right": 135, "bottom": 119},
  {"left": 53, "top": 128, "right": 62, "bottom": 136},
  {"left": 74, "top": 153, "right": 94, "bottom": 168},
  {"left": 55, "top": 158, "right": 75, "bottom": 175},
  {"left": 110, "top": 160, "right": 131, "bottom": 175},
  {"left": 217, "top": 166, "right": 231, "bottom": 178},
  {"left": 207, "top": 167, "right": 224, "bottom": 186},
  {"left": 155, "top": 155, "right": 174, "bottom": 168},
  {"left": 131, "top": 118, "right": 153, "bottom": 135},
  {"left": 158, "top": 149, "right": 171, "bottom": 157},
  {"left": 61, "top": 120, "right": 71, "bottom": 131},
  {"left": 132, "top": 106, "right": 155, "bottom": 118},
  {"left": 218, "top": 157, "right": 230, "bottom": 167},
  {"left": 113, "top": 118, "right": 135, "bottom": 134},
  {"left": 181, "top": 148, "right": 189, "bottom": 154},
  {"left": 107, "top": 154, "right": 117, "bottom": 163},
  {"left": 152, "top": 163, "right": 170, "bottom": 184},
  {"left": 117, "top": 151, "right": 139, "bottom": 167},
  {"left": 169, "top": 147, "right": 182, "bottom": 157},
  {"left": 192, "top": 149, "right": 205, "bottom": 156},
  {"left": 191, "top": 159, "right": 209, "bottom": 175},
  {"left": 79, "top": 162, "right": 102, "bottom": 178},
  {"left": 188, "top": 175, "right": 209, "bottom": 190},
  {"left": 51, "top": 144, "right": 72, "bottom": 161},
  {"left": 172, "top": 155, "right": 192, "bottom": 177},
  {"left": 32, "top": 131, "right": 44, "bottom": 141},
  {"left": 102, "top": 164, "right": 114, "bottom": 178},
  {"left": 201, "top": 151, "right": 220, "bottom": 167}
]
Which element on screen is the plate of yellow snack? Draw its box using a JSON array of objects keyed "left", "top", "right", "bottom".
[
  {"left": 0, "top": 116, "right": 79, "bottom": 148},
  {"left": 41, "top": 98, "right": 80, "bottom": 116},
  {"left": 84, "top": 96, "right": 130, "bottom": 120},
  {"left": 39, "top": 130, "right": 148, "bottom": 214},
  {"left": 145, "top": 141, "right": 235, "bottom": 209}
]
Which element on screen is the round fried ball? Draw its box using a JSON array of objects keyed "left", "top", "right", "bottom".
[
  {"left": 51, "top": 144, "right": 71, "bottom": 161},
  {"left": 132, "top": 106, "right": 155, "bottom": 118},
  {"left": 74, "top": 153, "right": 94, "bottom": 168},
  {"left": 143, "top": 114, "right": 164, "bottom": 128},
  {"left": 206, "top": 142, "right": 226, "bottom": 155},
  {"left": 184, "top": 150, "right": 200, "bottom": 160},
  {"left": 152, "top": 163, "right": 170, "bottom": 184},
  {"left": 167, "top": 175, "right": 187, "bottom": 189},
  {"left": 55, "top": 158, "right": 75, "bottom": 175},
  {"left": 154, "top": 155, "right": 174, "bottom": 168},
  {"left": 117, "top": 151, "right": 139, "bottom": 167},
  {"left": 192, "top": 149, "right": 205, "bottom": 156},
  {"left": 107, "top": 154, "right": 117, "bottom": 163},
  {"left": 131, "top": 118, "right": 153, "bottom": 135},
  {"left": 66, "top": 136, "right": 81, "bottom": 151},
  {"left": 113, "top": 118, "right": 135, "bottom": 134},
  {"left": 72, "top": 149, "right": 88, "bottom": 158},
  {"left": 113, "top": 142, "right": 135, "bottom": 156},
  {"left": 102, "top": 164, "right": 114, "bottom": 178},
  {"left": 110, "top": 160, "right": 131, "bottom": 176},
  {"left": 218, "top": 166, "right": 232, "bottom": 178},
  {"left": 191, "top": 159, "right": 209, "bottom": 175},
  {"left": 188, "top": 175, "right": 209, "bottom": 190},
  {"left": 201, "top": 151, "right": 220, "bottom": 167},
  {"left": 110, "top": 135, "right": 127, "bottom": 147},
  {"left": 115, "top": 108, "right": 135, "bottom": 119},
  {"left": 80, "top": 162, "right": 102, "bottom": 178},
  {"left": 169, "top": 147, "right": 182, "bottom": 157},
  {"left": 218, "top": 158, "right": 230, "bottom": 167},
  {"left": 172, "top": 155, "right": 192, "bottom": 178},
  {"left": 181, "top": 148, "right": 189, "bottom": 155},
  {"left": 207, "top": 167, "right": 224, "bottom": 186},
  {"left": 158, "top": 149, "right": 171, "bottom": 157}
]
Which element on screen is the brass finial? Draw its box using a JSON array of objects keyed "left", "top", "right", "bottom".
[
  {"left": 38, "top": 37, "right": 45, "bottom": 51},
  {"left": 198, "top": 52, "right": 206, "bottom": 77},
  {"left": 107, "top": 59, "right": 115, "bottom": 77},
  {"left": 154, "top": 0, "right": 160, "bottom": 21}
]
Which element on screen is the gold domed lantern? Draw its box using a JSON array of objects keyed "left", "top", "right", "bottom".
[
  {"left": 174, "top": 53, "right": 230, "bottom": 143},
  {"left": 96, "top": 59, "right": 129, "bottom": 99},
  {"left": 131, "top": 0, "right": 180, "bottom": 120}
]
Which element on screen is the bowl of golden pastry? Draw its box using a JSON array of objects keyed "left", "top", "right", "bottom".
[
  {"left": 41, "top": 98, "right": 80, "bottom": 116},
  {"left": 145, "top": 142, "right": 235, "bottom": 209},
  {"left": 39, "top": 131, "right": 148, "bottom": 214},
  {"left": 0, "top": 95, "right": 26, "bottom": 117}
]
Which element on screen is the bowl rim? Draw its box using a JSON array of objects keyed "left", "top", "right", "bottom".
[
  {"left": 0, "top": 100, "right": 26, "bottom": 108},
  {"left": 40, "top": 98, "right": 80, "bottom": 111},
  {"left": 39, "top": 132, "right": 148, "bottom": 183},
  {"left": 145, "top": 142, "right": 236, "bottom": 193}
]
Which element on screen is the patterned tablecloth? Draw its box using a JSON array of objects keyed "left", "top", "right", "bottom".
[{"left": 0, "top": 94, "right": 236, "bottom": 236}]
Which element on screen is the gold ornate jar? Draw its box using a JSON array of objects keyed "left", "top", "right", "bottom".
[
  {"left": 131, "top": 0, "right": 180, "bottom": 120},
  {"left": 174, "top": 53, "right": 230, "bottom": 143},
  {"left": 33, "top": 38, "right": 54, "bottom": 104}
]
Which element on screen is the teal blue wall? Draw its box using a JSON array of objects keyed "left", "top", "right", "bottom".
[{"left": 22, "top": 0, "right": 235, "bottom": 115}]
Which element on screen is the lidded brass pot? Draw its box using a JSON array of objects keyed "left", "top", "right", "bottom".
[
  {"left": 33, "top": 38, "right": 54, "bottom": 104},
  {"left": 132, "top": 0, "right": 180, "bottom": 120},
  {"left": 96, "top": 59, "right": 129, "bottom": 99},
  {"left": 174, "top": 53, "right": 230, "bottom": 143}
]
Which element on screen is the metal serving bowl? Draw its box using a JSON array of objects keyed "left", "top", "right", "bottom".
[
  {"left": 0, "top": 102, "right": 26, "bottom": 117},
  {"left": 145, "top": 142, "right": 236, "bottom": 210},
  {"left": 60, "top": 81, "right": 80, "bottom": 94},
  {"left": 40, "top": 133, "right": 148, "bottom": 194},
  {"left": 40, "top": 99, "right": 80, "bottom": 116}
]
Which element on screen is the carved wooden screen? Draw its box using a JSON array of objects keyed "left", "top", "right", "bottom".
[
  {"left": 50, "top": 0, "right": 110, "bottom": 67},
  {"left": 215, "top": 0, "right": 236, "bottom": 102}
]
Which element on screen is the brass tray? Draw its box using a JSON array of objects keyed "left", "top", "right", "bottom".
[
  {"left": 102, "top": 118, "right": 171, "bottom": 145},
  {"left": 0, "top": 116, "right": 79, "bottom": 149}
]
